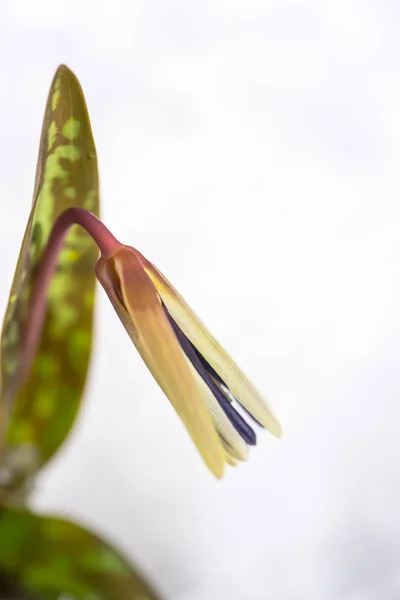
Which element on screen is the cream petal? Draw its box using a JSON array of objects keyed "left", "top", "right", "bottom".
[
  {"left": 96, "top": 249, "right": 226, "bottom": 478},
  {"left": 138, "top": 252, "right": 282, "bottom": 437},
  {"left": 221, "top": 439, "right": 242, "bottom": 466},
  {"left": 223, "top": 449, "right": 239, "bottom": 467}
]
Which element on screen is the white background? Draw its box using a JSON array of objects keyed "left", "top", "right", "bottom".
[{"left": 1, "top": 1, "right": 400, "bottom": 599}]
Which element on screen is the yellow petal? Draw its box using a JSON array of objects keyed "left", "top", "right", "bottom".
[
  {"left": 138, "top": 252, "right": 282, "bottom": 437},
  {"left": 96, "top": 248, "right": 226, "bottom": 478}
]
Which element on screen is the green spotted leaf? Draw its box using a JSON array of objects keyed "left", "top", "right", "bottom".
[
  {"left": 0, "top": 508, "right": 160, "bottom": 600},
  {"left": 0, "top": 65, "right": 100, "bottom": 495}
]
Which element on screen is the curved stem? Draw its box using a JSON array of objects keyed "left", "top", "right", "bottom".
[
  {"left": 50, "top": 207, "right": 121, "bottom": 258},
  {"left": 17, "top": 208, "right": 121, "bottom": 390}
]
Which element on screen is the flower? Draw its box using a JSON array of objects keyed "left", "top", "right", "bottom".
[{"left": 96, "top": 245, "right": 282, "bottom": 478}]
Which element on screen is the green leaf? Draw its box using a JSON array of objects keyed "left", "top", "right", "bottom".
[
  {"left": 0, "top": 65, "right": 100, "bottom": 492},
  {"left": 0, "top": 508, "right": 160, "bottom": 600}
]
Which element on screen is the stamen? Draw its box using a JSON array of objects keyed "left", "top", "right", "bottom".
[
  {"left": 163, "top": 304, "right": 256, "bottom": 445},
  {"left": 192, "top": 346, "right": 225, "bottom": 386},
  {"left": 193, "top": 344, "right": 264, "bottom": 429}
]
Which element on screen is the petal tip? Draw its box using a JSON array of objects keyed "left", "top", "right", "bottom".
[
  {"left": 205, "top": 455, "right": 225, "bottom": 478},
  {"left": 271, "top": 419, "right": 283, "bottom": 439},
  {"left": 257, "top": 406, "right": 283, "bottom": 438},
  {"left": 213, "top": 466, "right": 225, "bottom": 479},
  {"left": 202, "top": 446, "right": 225, "bottom": 478}
]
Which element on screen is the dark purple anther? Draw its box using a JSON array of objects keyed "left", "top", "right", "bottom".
[
  {"left": 193, "top": 342, "right": 265, "bottom": 429},
  {"left": 163, "top": 304, "right": 256, "bottom": 446}
]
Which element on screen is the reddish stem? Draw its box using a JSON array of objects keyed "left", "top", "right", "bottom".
[{"left": 17, "top": 207, "right": 121, "bottom": 390}]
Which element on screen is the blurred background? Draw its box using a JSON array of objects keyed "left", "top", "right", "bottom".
[{"left": 1, "top": 1, "right": 400, "bottom": 599}]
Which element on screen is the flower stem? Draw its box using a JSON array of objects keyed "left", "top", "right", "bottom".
[{"left": 17, "top": 208, "right": 121, "bottom": 390}]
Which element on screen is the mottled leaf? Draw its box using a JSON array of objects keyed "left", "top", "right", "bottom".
[
  {"left": 0, "top": 508, "right": 160, "bottom": 600},
  {"left": 0, "top": 65, "right": 100, "bottom": 495}
]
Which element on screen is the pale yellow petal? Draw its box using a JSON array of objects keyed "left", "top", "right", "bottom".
[
  {"left": 96, "top": 249, "right": 226, "bottom": 478},
  {"left": 139, "top": 252, "right": 282, "bottom": 437},
  {"left": 221, "top": 439, "right": 240, "bottom": 466},
  {"left": 224, "top": 452, "right": 239, "bottom": 467}
]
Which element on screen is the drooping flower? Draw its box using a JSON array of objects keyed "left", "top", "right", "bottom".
[{"left": 96, "top": 244, "right": 282, "bottom": 478}]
